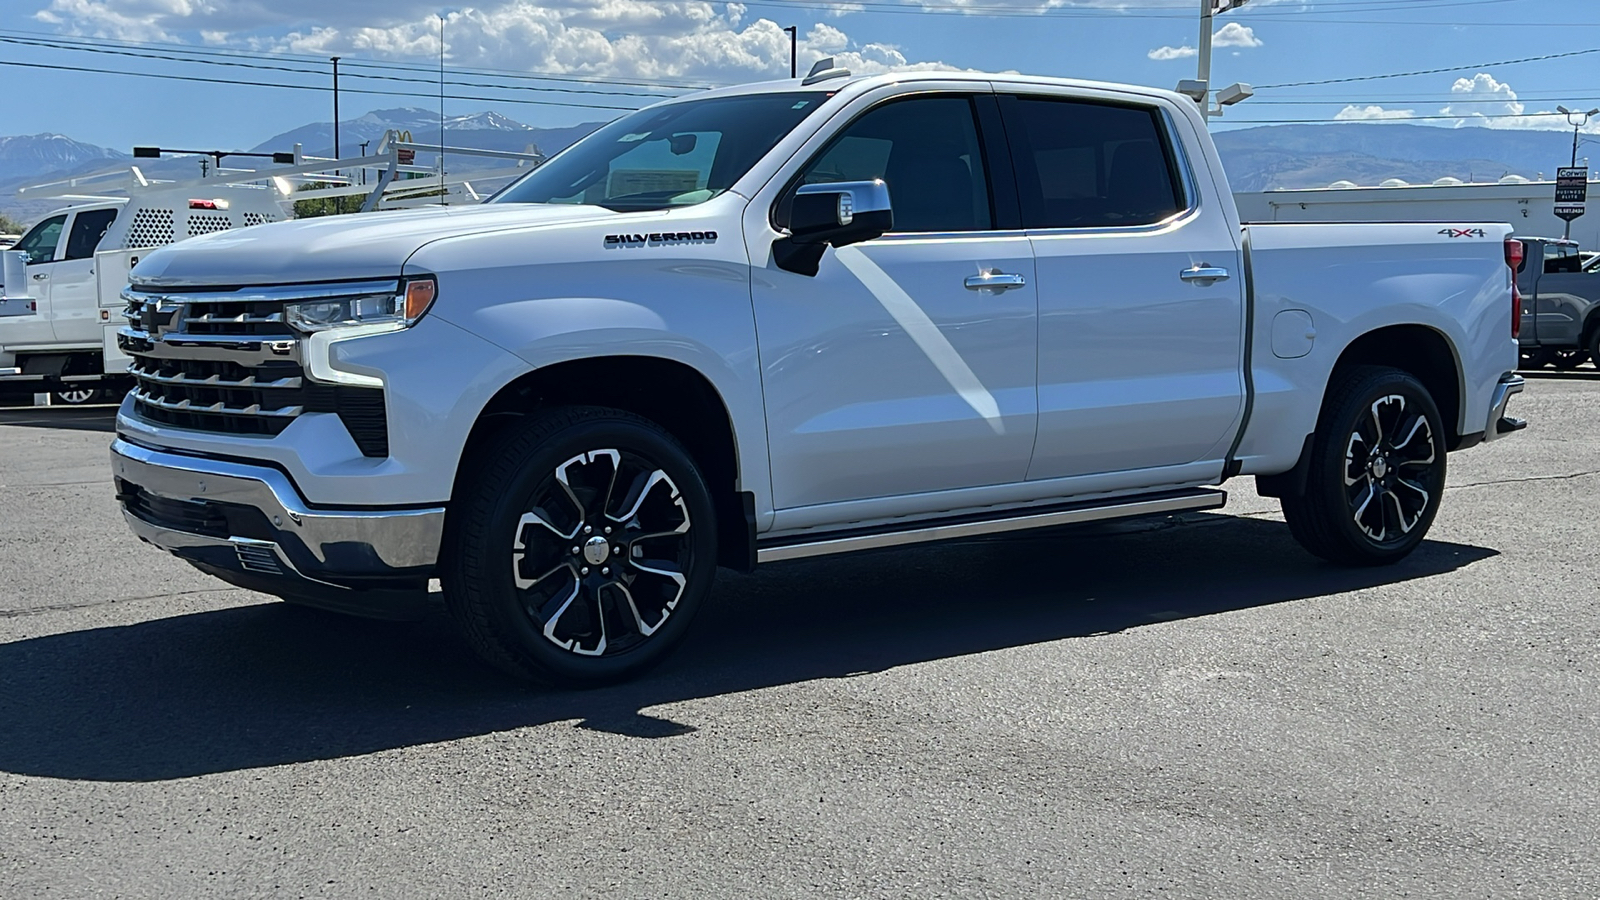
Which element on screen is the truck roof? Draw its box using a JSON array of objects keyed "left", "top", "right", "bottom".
[{"left": 668, "top": 68, "right": 1190, "bottom": 109}]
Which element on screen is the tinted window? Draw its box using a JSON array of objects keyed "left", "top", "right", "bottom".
[
  {"left": 999, "top": 96, "right": 1183, "bottom": 229},
  {"left": 65, "top": 208, "right": 117, "bottom": 261},
  {"left": 789, "top": 96, "right": 992, "bottom": 233},
  {"left": 493, "top": 92, "right": 829, "bottom": 212},
  {"left": 13, "top": 215, "right": 65, "bottom": 264},
  {"left": 1544, "top": 243, "right": 1582, "bottom": 273}
]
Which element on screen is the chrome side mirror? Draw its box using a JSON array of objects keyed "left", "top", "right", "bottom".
[{"left": 775, "top": 180, "right": 893, "bottom": 276}]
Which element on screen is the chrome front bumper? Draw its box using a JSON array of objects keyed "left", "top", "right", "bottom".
[
  {"left": 1485, "top": 373, "right": 1527, "bottom": 442},
  {"left": 111, "top": 438, "right": 444, "bottom": 617}
]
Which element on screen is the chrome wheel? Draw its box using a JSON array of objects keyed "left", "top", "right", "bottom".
[
  {"left": 510, "top": 448, "right": 693, "bottom": 658},
  {"left": 1343, "top": 393, "right": 1437, "bottom": 544}
]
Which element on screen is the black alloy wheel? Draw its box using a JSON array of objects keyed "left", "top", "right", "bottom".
[
  {"left": 443, "top": 406, "right": 717, "bottom": 685},
  {"left": 1281, "top": 366, "right": 1446, "bottom": 566},
  {"left": 1340, "top": 391, "right": 1441, "bottom": 546},
  {"left": 511, "top": 448, "right": 695, "bottom": 658}
]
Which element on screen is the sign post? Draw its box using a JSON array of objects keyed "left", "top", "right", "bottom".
[{"left": 1555, "top": 166, "right": 1588, "bottom": 240}]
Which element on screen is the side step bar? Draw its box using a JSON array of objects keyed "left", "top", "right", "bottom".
[{"left": 756, "top": 488, "right": 1226, "bottom": 563}]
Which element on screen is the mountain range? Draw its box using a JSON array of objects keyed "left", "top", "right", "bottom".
[{"left": 0, "top": 110, "right": 1588, "bottom": 225}]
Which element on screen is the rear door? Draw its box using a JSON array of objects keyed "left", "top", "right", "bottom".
[
  {"left": 995, "top": 89, "right": 1246, "bottom": 482},
  {"left": 47, "top": 207, "right": 118, "bottom": 345}
]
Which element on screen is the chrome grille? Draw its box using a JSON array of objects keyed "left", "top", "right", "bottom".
[{"left": 119, "top": 280, "right": 398, "bottom": 449}]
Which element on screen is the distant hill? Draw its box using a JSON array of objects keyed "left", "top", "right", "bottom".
[
  {"left": 249, "top": 107, "right": 606, "bottom": 169},
  {"left": 1214, "top": 122, "right": 1578, "bottom": 192}
]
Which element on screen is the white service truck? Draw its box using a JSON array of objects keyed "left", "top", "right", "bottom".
[
  {"left": 0, "top": 134, "right": 541, "bottom": 403},
  {"left": 109, "top": 66, "right": 1528, "bottom": 685},
  {"left": 0, "top": 186, "right": 285, "bottom": 403}
]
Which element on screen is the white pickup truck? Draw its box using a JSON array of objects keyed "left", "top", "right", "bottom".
[{"left": 110, "top": 66, "right": 1527, "bottom": 685}]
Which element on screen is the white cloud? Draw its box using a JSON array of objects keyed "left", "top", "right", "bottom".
[
  {"left": 33, "top": 0, "right": 962, "bottom": 85},
  {"left": 1211, "top": 22, "right": 1261, "bottom": 48},
  {"left": 1334, "top": 105, "right": 1416, "bottom": 121},
  {"left": 1437, "top": 72, "right": 1599, "bottom": 132},
  {"left": 1148, "top": 45, "right": 1197, "bottom": 61},
  {"left": 1149, "top": 22, "right": 1260, "bottom": 61}
]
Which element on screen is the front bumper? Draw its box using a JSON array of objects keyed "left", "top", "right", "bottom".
[
  {"left": 1485, "top": 373, "right": 1527, "bottom": 441},
  {"left": 111, "top": 438, "right": 444, "bottom": 618}
]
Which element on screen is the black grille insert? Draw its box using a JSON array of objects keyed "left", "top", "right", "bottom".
[{"left": 117, "top": 480, "right": 230, "bottom": 538}]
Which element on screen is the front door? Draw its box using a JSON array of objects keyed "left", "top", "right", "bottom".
[
  {"left": 749, "top": 93, "right": 1039, "bottom": 511},
  {"left": 0, "top": 214, "right": 65, "bottom": 346},
  {"left": 994, "top": 91, "right": 1246, "bottom": 481}
]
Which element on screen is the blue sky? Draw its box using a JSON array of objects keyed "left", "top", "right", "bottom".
[{"left": 6, "top": 0, "right": 1600, "bottom": 150}]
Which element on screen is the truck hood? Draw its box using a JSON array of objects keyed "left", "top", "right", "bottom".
[{"left": 130, "top": 203, "right": 630, "bottom": 287}]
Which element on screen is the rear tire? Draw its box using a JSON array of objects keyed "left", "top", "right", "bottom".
[
  {"left": 1281, "top": 366, "right": 1447, "bottom": 566},
  {"left": 441, "top": 406, "right": 718, "bottom": 686}
]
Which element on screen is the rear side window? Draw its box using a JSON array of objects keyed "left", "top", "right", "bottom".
[
  {"left": 997, "top": 95, "right": 1185, "bottom": 229},
  {"left": 64, "top": 208, "right": 118, "bottom": 261}
]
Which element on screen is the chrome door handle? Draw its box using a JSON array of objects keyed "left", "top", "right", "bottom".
[
  {"left": 1180, "top": 265, "right": 1230, "bottom": 285},
  {"left": 964, "top": 270, "right": 1027, "bottom": 293},
  {"left": 32, "top": 273, "right": 48, "bottom": 281}
]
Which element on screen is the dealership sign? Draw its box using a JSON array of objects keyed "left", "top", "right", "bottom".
[{"left": 1555, "top": 167, "right": 1588, "bottom": 222}]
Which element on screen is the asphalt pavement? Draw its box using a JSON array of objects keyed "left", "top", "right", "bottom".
[{"left": 0, "top": 376, "right": 1596, "bottom": 898}]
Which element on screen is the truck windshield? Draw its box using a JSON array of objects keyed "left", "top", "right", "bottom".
[{"left": 492, "top": 92, "right": 831, "bottom": 212}]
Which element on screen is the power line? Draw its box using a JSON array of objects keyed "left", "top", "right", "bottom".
[
  {"left": 1226, "top": 112, "right": 1577, "bottom": 123},
  {"left": 0, "top": 27, "right": 721, "bottom": 92},
  {"left": 0, "top": 58, "right": 648, "bottom": 113},
  {"left": 0, "top": 34, "right": 687, "bottom": 100},
  {"left": 1257, "top": 47, "right": 1600, "bottom": 89}
]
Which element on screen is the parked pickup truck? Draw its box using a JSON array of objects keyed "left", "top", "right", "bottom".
[
  {"left": 1515, "top": 236, "right": 1600, "bottom": 370},
  {"left": 110, "top": 65, "right": 1528, "bottom": 685}
]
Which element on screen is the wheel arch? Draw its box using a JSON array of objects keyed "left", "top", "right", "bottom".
[
  {"left": 1258, "top": 323, "right": 1464, "bottom": 499},
  {"left": 452, "top": 355, "right": 755, "bottom": 571}
]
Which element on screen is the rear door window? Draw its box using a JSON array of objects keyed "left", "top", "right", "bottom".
[
  {"left": 997, "top": 95, "right": 1185, "bottom": 229},
  {"left": 64, "top": 208, "right": 118, "bottom": 261}
]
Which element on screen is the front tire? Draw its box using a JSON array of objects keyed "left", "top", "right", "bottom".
[
  {"left": 1281, "top": 366, "right": 1447, "bottom": 566},
  {"left": 442, "top": 406, "right": 718, "bottom": 686}
]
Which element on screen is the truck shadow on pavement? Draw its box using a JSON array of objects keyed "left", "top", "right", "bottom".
[
  {"left": 0, "top": 513, "right": 1497, "bottom": 782},
  {"left": 0, "top": 406, "right": 118, "bottom": 433}
]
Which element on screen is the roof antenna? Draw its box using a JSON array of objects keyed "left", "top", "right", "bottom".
[
  {"left": 802, "top": 57, "right": 850, "bottom": 86},
  {"left": 439, "top": 13, "right": 447, "bottom": 206}
]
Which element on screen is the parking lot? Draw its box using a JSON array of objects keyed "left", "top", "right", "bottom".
[{"left": 0, "top": 374, "right": 1596, "bottom": 898}]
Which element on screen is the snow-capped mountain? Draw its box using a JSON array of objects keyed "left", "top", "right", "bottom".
[
  {"left": 0, "top": 134, "right": 127, "bottom": 182},
  {"left": 249, "top": 107, "right": 580, "bottom": 158}
]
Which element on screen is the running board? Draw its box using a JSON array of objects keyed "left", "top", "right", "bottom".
[{"left": 756, "top": 488, "right": 1226, "bottom": 563}]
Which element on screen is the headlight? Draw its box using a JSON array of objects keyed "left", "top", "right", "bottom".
[{"left": 284, "top": 277, "right": 438, "bottom": 333}]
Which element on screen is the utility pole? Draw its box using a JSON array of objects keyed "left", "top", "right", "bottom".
[
  {"left": 784, "top": 26, "right": 797, "bottom": 78},
  {"left": 331, "top": 56, "right": 341, "bottom": 160},
  {"left": 1194, "top": 0, "right": 1249, "bottom": 121}
]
